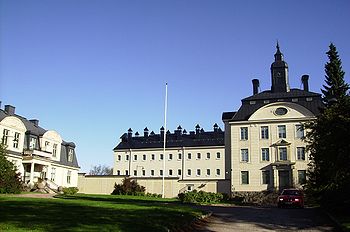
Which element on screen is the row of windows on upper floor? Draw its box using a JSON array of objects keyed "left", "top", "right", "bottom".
[
  {"left": 116, "top": 152, "right": 222, "bottom": 162},
  {"left": 240, "top": 124, "right": 304, "bottom": 140},
  {"left": 115, "top": 168, "right": 222, "bottom": 177},
  {"left": 1, "top": 128, "right": 74, "bottom": 162},
  {"left": 240, "top": 170, "right": 307, "bottom": 185},
  {"left": 248, "top": 97, "right": 313, "bottom": 105},
  {"left": 240, "top": 147, "right": 306, "bottom": 163}
]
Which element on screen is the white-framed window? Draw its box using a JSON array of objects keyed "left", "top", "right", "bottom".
[
  {"left": 134, "top": 154, "right": 137, "bottom": 161},
  {"left": 279, "top": 147, "right": 288, "bottom": 161},
  {"left": 67, "top": 170, "right": 71, "bottom": 184},
  {"left": 216, "top": 152, "right": 221, "bottom": 159},
  {"left": 117, "top": 170, "right": 121, "bottom": 175},
  {"left": 125, "top": 170, "right": 129, "bottom": 175},
  {"left": 206, "top": 169, "right": 210, "bottom": 176},
  {"left": 160, "top": 154, "right": 164, "bottom": 160},
  {"left": 187, "top": 184, "right": 194, "bottom": 192},
  {"left": 178, "top": 169, "right": 181, "bottom": 176},
  {"left": 51, "top": 167, "right": 56, "bottom": 182},
  {"left": 151, "top": 154, "right": 155, "bottom": 160},
  {"left": 187, "top": 153, "right": 191, "bottom": 160},
  {"left": 187, "top": 169, "right": 191, "bottom": 176},
  {"left": 298, "top": 170, "right": 307, "bottom": 184},
  {"left": 160, "top": 170, "right": 163, "bottom": 176},
  {"left": 278, "top": 125, "right": 286, "bottom": 138},
  {"left": 143, "top": 154, "right": 146, "bottom": 161},
  {"left": 13, "top": 132, "right": 20, "bottom": 149},
  {"left": 53, "top": 144, "right": 58, "bottom": 157},
  {"left": 29, "top": 137, "right": 37, "bottom": 149},
  {"left": 169, "top": 153, "right": 173, "bottom": 160},
  {"left": 197, "top": 153, "right": 201, "bottom": 159},
  {"left": 68, "top": 149, "right": 74, "bottom": 162},
  {"left": 134, "top": 170, "right": 137, "bottom": 176},
  {"left": 150, "top": 170, "right": 154, "bottom": 176},
  {"left": 2, "top": 129, "right": 9, "bottom": 145},
  {"left": 178, "top": 153, "right": 182, "bottom": 160},
  {"left": 241, "top": 171, "right": 249, "bottom": 184},
  {"left": 206, "top": 152, "right": 210, "bottom": 159},
  {"left": 44, "top": 141, "right": 50, "bottom": 151},
  {"left": 240, "top": 127, "right": 248, "bottom": 140},
  {"left": 261, "top": 126, "right": 269, "bottom": 139},
  {"left": 169, "top": 169, "right": 173, "bottom": 176},
  {"left": 196, "top": 169, "right": 201, "bottom": 176},
  {"left": 262, "top": 170, "right": 270, "bottom": 185},
  {"left": 241, "top": 149, "right": 249, "bottom": 162},
  {"left": 297, "top": 147, "right": 306, "bottom": 160},
  {"left": 216, "top": 169, "right": 220, "bottom": 176},
  {"left": 126, "top": 155, "right": 129, "bottom": 161},
  {"left": 142, "top": 170, "right": 145, "bottom": 176},
  {"left": 261, "top": 148, "right": 270, "bottom": 161},
  {"left": 118, "top": 155, "right": 121, "bottom": 161},
  {"left": 295, "top": 124, "right": 305, "bottom": 139}
]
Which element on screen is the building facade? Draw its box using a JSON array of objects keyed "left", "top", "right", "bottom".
[
  {"left": 0, "top": 104, "right": 80, "bottom": 188},
  {"left": 223, "top": 44, "right": 323, "bottom": 193}
]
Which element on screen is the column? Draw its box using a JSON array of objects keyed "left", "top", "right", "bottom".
[{"left": 29, "top": 162, "right": 35, "bottom": 185}]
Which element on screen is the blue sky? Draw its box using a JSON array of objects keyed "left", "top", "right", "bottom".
[{"left": 1, "top": 0, "right": 349, "bottom": 172}]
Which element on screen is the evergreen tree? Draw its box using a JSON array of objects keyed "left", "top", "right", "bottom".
[
  {"left": 322, "top": 43, "right": 349, "bottom": 105},
  {"left": 0, "top": 144, "right": 23, "bottom": 193},
  {"left": 305, "top": 43, "right": 350, "bottom": 209}
]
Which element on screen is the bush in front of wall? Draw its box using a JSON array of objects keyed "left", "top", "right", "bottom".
[
  {"left": 62, "top": 187, "right": 79, "bottom": 195},
  {"left": 111, "top": 177, "right": 146, "bottom": 196},
  {"left": 178, "top": 190, "right": 225, "bottom": 204}
]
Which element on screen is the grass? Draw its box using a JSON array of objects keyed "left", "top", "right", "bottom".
[{"left": 0, "top": 193, "right": 204, "bottom": 232}]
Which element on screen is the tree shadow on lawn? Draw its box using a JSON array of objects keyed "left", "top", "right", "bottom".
[{"left": 0, "top": 197, "right": 201, "bottom": 232}]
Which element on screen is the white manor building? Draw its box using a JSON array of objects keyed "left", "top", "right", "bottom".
[
  {"left": 0, "top": 104, "right": 80, "bottom": 189},
  {"left": 110, "top": 44, "right": 323, "bottom": 197}
]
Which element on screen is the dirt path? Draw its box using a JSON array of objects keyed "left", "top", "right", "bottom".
[{"left": 9, "top": 193, "right": 56, "bottom": 199}]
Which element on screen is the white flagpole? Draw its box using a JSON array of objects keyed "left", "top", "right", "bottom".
[{"left": 162, "top": 83, "right": 168, "bottom": 198}]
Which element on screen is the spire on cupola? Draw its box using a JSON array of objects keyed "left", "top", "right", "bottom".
[{"left": 270, "top": 41, "right": 290, "bottom": 93}]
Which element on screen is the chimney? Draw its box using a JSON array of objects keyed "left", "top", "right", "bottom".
[
  {"left": 160, "top": 126, "right": 164, "bottom": 139},
  {"left": 30, "top": 119, "right": 39, "bottom": 127},
  {"left": 127, "top": 128, "right": 133, "bottom": 139},
  {"left": 252, "top": 79, "right": 260, "bottom": 95},
  {"left": 4, "top": 105, "right": 15, "bottom": 115},
  {"left": 144, "top": 127, "right": 149, "bottom": 137},
  {"left": 301, "top": 75, "right": 309, "bottom": 92}
]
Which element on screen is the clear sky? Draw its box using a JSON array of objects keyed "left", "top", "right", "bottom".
[{"left": 1, "top": 0, "right": 349, "bottom": 172}]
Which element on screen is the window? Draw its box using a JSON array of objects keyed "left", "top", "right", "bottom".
[
  {"left": 142, "top": 170, "right": 145, "bottom": 176},
  {"left": 44, "top": 141, "right": 50, "bottom": 151},
  {"left": 150, "top": 170, "right": 154, "bottom": 176},
  {"left": 125, "top": 170, "right": 129, "bottom": 175},
  {"left": 169, "top": 153, "right": 173, "bottom": 160},
  {"left": 298, "top": 170, "right": 307, "bottom": 184},
  {"left": 67, "top": 170, "right": 71, "bottom": 184},
  {"left": 13, "top": 132, "right": 20, "bottom": 148},
  {"left": 241, "top": 171, "right": 249, "bottom": 184},
  {"left": 134, "top": 154, "right": 137, "bottom": 161},
  {"left": 297, "top": 147, "right": 306, "bottom": 160},
  {"left": 178, "top": 153, "right": 182, "bottom": 160},
  {"left": 126, "top": 155, "right": 129, "bottom": 161},
  {"left": 178, "top": 169, "right": 181, "bottom": 176},
  {"left": 197, "top": 153, "right": 201, "bottom": 159},
  {"left": 51, "top": 167, "right": 56, "bottom": 182},
  {"left": 206, "top": 169, "right": 210, "bottom": 176},
  {"left": 292, "top": 98, "right": 298, "bottom": 102},
  {"left": 53, "top": 144, "right": 58, "bottom": 157},
  {"left": 264, "top": 100, "right": 270, "bottom": 104},
  {"left": 151, "top": 154, "right": 155, "bottom": 160},
  {"left": 296, "top": 125, "right": 304, "bottom": 138},
  {"left": 117, "top": 170, "right": 121, "bottom": 175},
  {"left": 169, "top": 169, "right": 173, "bottom": 176},
  {"left": 278, "top": 125, "right": 286, "bottom": 138},
  {"left": 279, "top": 147, "right": 288, "bottom": 161},
  {"left": 262, "top": 170, "right": 270, "bottom": 184},
  {"left": 118, "top": 155, "right": 121, "bottom": 161},
  {"left": 306, "top": 97, "right": 313, "bottom": 102},
  {"left": 187, "top": 169, "right": 191, "bottom": 176},
  {"left": 143, "top": 154, "right": 146, "bottom": 161},
  {"left": 187, "top": 184, "right": 194, "bottom": 191},
  {"left": 206, "top": 152, "right": 210, "bottom": 159},
  {"left": 160, "top": 170, "right": 163, "bottom": 176},
  {"left": 241, "top": 149, "right": 249, "bottom": 162},
  {"left": 261, "top": 126, "right": 269, "bottom": 139},
  {"left": 134, "top": 170, "right": 137, "bottom": 176},
  {"left": 29, "top": 137, "right": 37, "bottom": 149},
  {"left": 250, "top": 101, "right": 256, "bottom": 105},
  {"left": 187, "top": 153, "right": 191, "bottom": 160},
  {"left": 216, "top": 152, "right": 221, "bottom": 159},
  {"left": 196, "top": 169, "right": 201, "bottom": 176},
  {"left": 261, "top": 148, "right": 270, "bottom": 161},
  {"left": 216, "top": 169, "right": 221, "bottom": 176},
  {"left": 68, "top": 149, "right": 74, "bottom": 162},
  {"left": 160, "top": 154, "right": 164, "bottom": 160},
  {"left": 240, "top": 127, "right": 248, "bottom": 140},
  {"left": 2, "top": 129, "right": 9, "bottom": 145}
]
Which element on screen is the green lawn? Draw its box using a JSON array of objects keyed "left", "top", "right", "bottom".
[{"left": 0, "top": 194, "right": 204, "bottom": 232}]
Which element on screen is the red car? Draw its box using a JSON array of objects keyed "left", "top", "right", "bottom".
[{"left": 277, "top": 189, "right": 304, "bottom": 208}]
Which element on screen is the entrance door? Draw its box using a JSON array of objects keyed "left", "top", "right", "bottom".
[{"left": 278, "top": 170, "right": 290, "bottom": 190}]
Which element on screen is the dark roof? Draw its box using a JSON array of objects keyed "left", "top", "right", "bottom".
[
  {"left": 114, "top": 127, "right": 224, "bottom": 151},
  {"left": 55, "top": 144, "right": 79, "bottom": 168},
  {"left": 223, "top": 89, "right": 323, "bottom": 122}
]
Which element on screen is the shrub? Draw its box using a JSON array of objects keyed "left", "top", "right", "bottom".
[
  {"left": 178, "top": 190, "right": 225, "bottom": 204},
  {"left": 0, "top": 144, "right": 23, "bottom": 194},
  {"left": 111, "top": 178, "right": 146, "bottom": 195},
  {"left": 62, "top": 187, "right": 79, "bottom": 195}
]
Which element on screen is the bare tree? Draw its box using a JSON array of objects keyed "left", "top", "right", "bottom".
[{"left": 89, "top": 164, "right": 113, "bottom": 175}]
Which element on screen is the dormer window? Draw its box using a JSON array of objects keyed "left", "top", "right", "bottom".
[
  {"left": 29, "top": 137, "right": 37, "bottom": 150},
  {"left": 2, "top": 129, "right": 9, "bottom": 145},
  {"left": 306, "top": 97, "right": 313, "bottom": 102},
  {"left": 249, "top": 101, "right": 256, "bottom": 105},
  {"left": 68, "top": 148, "right": 74, "bottom": 162},
  {"left": 52, "top": 144, "right": 58, "bottom": 157},
  {"left": 13, "top": 132, "right": 20, "bottom": 149}
]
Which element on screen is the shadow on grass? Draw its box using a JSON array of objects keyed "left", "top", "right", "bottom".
[{"left": 0, "top": 196, "right": 202, "bottom": 232}]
